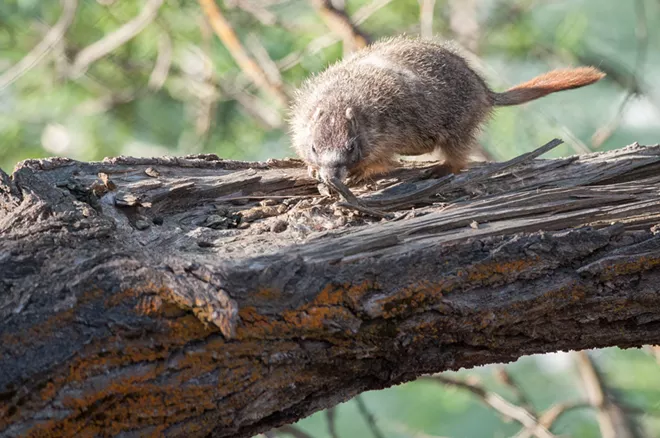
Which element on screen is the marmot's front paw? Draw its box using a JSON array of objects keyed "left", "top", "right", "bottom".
[{"left": 307, "top": 165, "right": 321, "bottom": 182}]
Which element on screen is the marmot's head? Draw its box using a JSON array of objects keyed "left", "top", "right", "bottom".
[{"left": 303, "top": 105, "right": 363, "bottom": 183}]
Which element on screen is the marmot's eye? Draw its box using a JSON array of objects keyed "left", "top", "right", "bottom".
[
  {"left": 346, "top": 142, "right": 355, "bottom": 152},
  {"left": 311, "top": 144, "right": 318, "bottom": 154}
]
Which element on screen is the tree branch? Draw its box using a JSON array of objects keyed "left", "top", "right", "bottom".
[
  {"left": 591, "top": 0, "right": 648, "bottom": 148},
  {"left": 3, "top": 142, "right": 660, "bottom": 437},
  {"left": 198, "top": 0, "right": 289, "bottom": 107},
  {"left": 574, "top": 351, "right": 637, "bottom": 438},
  {"left": 277, "top": 0, "right": 391, "bottom": 72},
  {"left": 355, "top": 396, "right": 385, "bottom": 438},
  {"left": 308, "top": 0, "right": 370, "bottom": 53},
  {"left": 422, "top": 375, "right": 555, "bottom": 438},
  {"left": 0, "top": 0, "right": 78, "bottom": 91},
  {"left": 69, "top": 0, "right": 165, "bottom": 78}
]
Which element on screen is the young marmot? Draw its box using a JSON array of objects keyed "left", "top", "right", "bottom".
[{"left": 289, "top": 35, "right": 605, "bottom": 184}]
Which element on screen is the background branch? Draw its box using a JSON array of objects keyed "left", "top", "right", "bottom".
[
  {"left": 70, "top": 0, "right": 165, "bottom": 77},
  {"left": 355, "top": 395, "right": 386, "bottom": 438},
  {"left": 591, "top": 0, "right": 648, "bottom": 148},
  {"left": 308, "top": 0, "right": 370, "bottom": 54},
  {"left": 198, "top": 0, "right": 290, "bottom": 106},
  {"left": 574, "top": 351, "right": 639, "bottom": 438},
  {"left": 0, "top": 0, "right": 78, "bottom": 91},
  {"left": 419, "top": 0, "right": 436, "bottom": 39},
  {"left": 422, "top": 375, "right": 555, "bottom": 438}
]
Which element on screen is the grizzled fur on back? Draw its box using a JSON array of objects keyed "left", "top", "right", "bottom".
[{"left": 289, "top": 35, "right": 493, "bottom": 179}]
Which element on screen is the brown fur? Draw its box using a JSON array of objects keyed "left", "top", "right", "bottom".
[
  {"left": 288, "top": 35, "right": 605, "bottom": 183},
  {"left": 492, "top": 67, "right": 606, "bottom": 106}
]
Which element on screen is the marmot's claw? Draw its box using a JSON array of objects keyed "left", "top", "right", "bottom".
[{"left": 307, "top": 166, "right": 322, "bottom": 182}]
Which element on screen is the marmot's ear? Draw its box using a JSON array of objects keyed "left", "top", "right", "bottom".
[
  {"left": 345, "top": 107, "right": 359, "bottom": 129},
  {"left": 312, "top": 107, "right": 324, "bottom": 121}
]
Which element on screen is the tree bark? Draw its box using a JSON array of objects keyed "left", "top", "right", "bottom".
[{"left": 2, "top": 141, "right": 660, "bottom": 438}]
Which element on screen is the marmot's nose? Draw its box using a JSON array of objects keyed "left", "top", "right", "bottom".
[{"left": 319, "top": 166, "right": 348, "bottom": 183}]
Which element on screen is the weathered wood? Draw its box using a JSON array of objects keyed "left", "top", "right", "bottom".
[{"left": 2, "top": 141, "right": 660, "bottom": 438}]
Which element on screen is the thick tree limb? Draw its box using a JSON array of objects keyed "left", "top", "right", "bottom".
[{"left": 3, "top": 142, "right": 660, "bottom": 437}]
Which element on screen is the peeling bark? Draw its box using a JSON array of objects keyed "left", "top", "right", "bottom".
[{"left": 2, "top": 142, "right": 660, "bottom": 437}]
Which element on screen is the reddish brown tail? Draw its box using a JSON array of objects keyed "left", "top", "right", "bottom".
[{"left": 491, "top": 67, "right": 606, "bottom": 106}]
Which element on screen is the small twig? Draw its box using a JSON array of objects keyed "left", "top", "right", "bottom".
[
  {"left": 353, "top": 0, "right": 394, "bottom": 24},
  {"left": 147, "top": 27, "right": 173, "bottom": 91},
  {"left": 574, "top": 351, "right": 636, "bottom": 438},
  {"left": 190, "top": 24, "right": 217, "bottom": 151},
  {"left": 643, "top": 345, "right": 660, "bottom": 364},
  {"left": 328, "top": 177, "right": 393, "bottom": 218},
  {"left": 276, "top": 34, "right": 337, "bottom": 72},
  {"left": 419, "top": 0, "right": 436, "bottom": 39},
  {"left": 448, "top": 0, "right": 480, "bottom": 53},
  {"left": 536, "top": 401, "right": 589, "bottom": 430},
  {"left": 277, "top": 0, "right": 392, "bottom": 72},
  {"left": 246, "top": 33, "right": 285, "bottom": 88},
  {"left": 380, "top": 419, "right": 452, "bottom": 438},
  {"left": 198, "top": 0, "right": 289, "bottom": 106},
  {"left": 355, "top": 395, "right": 386, "bottom": 438},
  {"left": 422, "top": 375, "right": 556, "bottom": 438},
  {"left": 591, "top": 0, "right": 648, "bottom": 148},
  {"left": 276, "top": 424, "right": 315, "bottom": 438},
  {"left": 518, "top": 396, "right": 660, "bottom": 438},
  {"left": 216, "top": 195, "right": 309, "bottom": 202},
  {"left": 326, "top": 407, "right": 340, "bottom": 438},
  {"left": 225, "top": 0, "right": 285, "bottom": 28},
  {"left": 590, "top": 93, "right": 635, "bottom": 149},
  {"left": 494, "top": 367, "right": 536, "bottom": 415},
  {"left": 0, "top": 0, "right": 78, "bottom": 91},
  {"left": 70, "top": 0, "right": 165, "bottom": 78},
  {"left": 334, "top": 201, "right": 392, "bottom": 219},
  {"left": 190, "top": 27, "right": 283, "bottom": 129},
  {"left": 514, "top": 401, "right": 590, "bottom": 438},
  {"left": 308, "top": 0, "right": 370, "bottom": 52},
  {"left": 360, "top": 138, "right": 563, "bottom": 210}
]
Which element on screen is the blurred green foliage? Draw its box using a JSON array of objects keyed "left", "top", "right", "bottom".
[
  {"left": 2, "top": 0, "right": 660, "bottom": 436},
  {"left": 289, "top": 348, "right": 660, "bottom": 438},
  {"left": 1, "top": 0, "right": 659, "bottom": 174}
]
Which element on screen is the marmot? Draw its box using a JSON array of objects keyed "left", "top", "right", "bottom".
[{"left": 288, "top": 35, "right": 605, "bottom": 184}]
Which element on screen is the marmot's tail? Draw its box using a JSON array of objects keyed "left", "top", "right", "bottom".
[{"left": 491, "top": 67, "right": 605, "bottom": 106}]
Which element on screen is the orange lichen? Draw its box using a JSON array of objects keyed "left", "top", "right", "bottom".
[
  {"left": 464, "top": 257, "right": 541, "bottom": 284},
  {"left": 372, "top": 279, "right": 452, "bottom": 319},
  {"left": 39, "top": 381, "right": 58, "bottom": 402},
  {"left": 596, "top": 255, "right": 660, "bottom": 280},
  {"left": 253, "top": 287, "right": 281, "bottom": 300},
  {"left": 135, "top": 295, "right": 164, "bottom": 315},
  {"left": 282, "top": 306, "right": 357, "bottom": 333},
  {"left": 24, "top": 383, "right": 218, "bottom": 438},
  {"left": 236, "top": 280, "right": 379, "bottom": 339}
]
